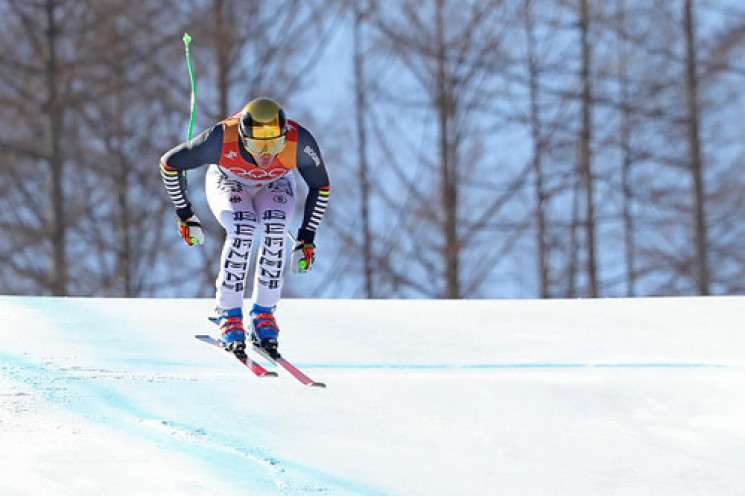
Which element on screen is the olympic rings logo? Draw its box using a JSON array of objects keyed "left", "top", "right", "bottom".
[{"left": 225, "top": 167, "right": 286, "bottom": 180}]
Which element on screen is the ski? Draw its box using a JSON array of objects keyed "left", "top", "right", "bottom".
[
  {"left": 206, "top": 316, "right": 325, "bottom": 387},
  {"left": 195, "top": 334, "right": 278, "bottom": 377},
  {"left": 250, "top": 345, "right": 326, "bottom": 388}
]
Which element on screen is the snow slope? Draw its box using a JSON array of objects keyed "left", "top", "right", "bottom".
[{"left": 1, "top": 296, "right": 745, "bottom": 495}]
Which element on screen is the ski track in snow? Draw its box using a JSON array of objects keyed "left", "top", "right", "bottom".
[
  {"left": 0, "top": 350, "right": 382, "bottom": 495},
  {"left": 1, "top": 294, "right": 385, "bottom": 494}
]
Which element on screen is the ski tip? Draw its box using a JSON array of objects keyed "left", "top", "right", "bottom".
[
  {"left": 195, "top": 334, "right": 211, "bottom": 338},
  {"left": 309, "top": 382, "right": 327, "bottom": 388}
]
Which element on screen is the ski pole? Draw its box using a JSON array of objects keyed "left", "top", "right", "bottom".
[
  {"left": 183, "top": 32, "right": 197, "bottom": 140},
  {"left": 181, "top": 33, "right": 199, "bottom": 245}
]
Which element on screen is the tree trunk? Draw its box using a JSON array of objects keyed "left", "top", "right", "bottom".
[
  {"left": 214, "top": 0, "right": 229, "bottom": 118},
  {"left": 617, "top": 0, "right": 637, "bottom": 296},
  {"left": 524, "top": 0, "right": 550, "bottom": 298},
  {"left": 436, "top": 0, "right": 459, "bottom": 299},
  {"left": 354, "top": 4, "right": 375, "bottom": 298},
  {"left": 683, "top": 0, "right": 710, "bottom": 295},
  {"left": 578, "top": 0, "right": 598, "bottom": 297},
  {"left": 114, "top": 63, "right": 133, "bottom": 297},
  {"left": 45, "top": 0, "right": 67, "bottom": 296}
]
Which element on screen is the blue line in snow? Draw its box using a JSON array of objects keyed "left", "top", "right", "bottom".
[{"left": 591, "top": 362, "right": 726, "bottom": 368}]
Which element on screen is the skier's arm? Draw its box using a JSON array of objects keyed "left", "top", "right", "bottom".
[
  {"left": 294, "top": 125, "right": 330, "bottom": 245},
  {"left": 159, "top": 124, "right": 224, "bottom": 221}
]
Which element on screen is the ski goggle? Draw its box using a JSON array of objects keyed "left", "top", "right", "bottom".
[{"left": 244, "top": 135, "right": 286, "bottom": 156}]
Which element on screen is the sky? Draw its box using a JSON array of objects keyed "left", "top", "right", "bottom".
[{"left": 2, "top": 295, "right": 745, "bottom": 495}]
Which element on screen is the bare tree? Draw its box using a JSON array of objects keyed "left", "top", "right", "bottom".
[
  {"left": 609, "top": 0, "right": 745, "bottom": 295},
  {"left": 683, "top": 0, "right": 710, "bottom": 295},
  {"left": 577, "top": 0, "right": 599, "bottom": 297},
  {"left": 353, "top": 1, "right": 376, "bottom": 298},
  {"left": 69, "top": 0, "right": 190, "bottom": 296},
  {"left": 363, "top": 0, "right": 522, "bottom": 298},
  {"left": 614, "top": 0, "right": 638, "bottom": 296},
  {"left": 0, "top": 0, "right": 82, "bottom": 295},
  {"left": 523, "top": 0, "right": 551, "bottom": 298}
]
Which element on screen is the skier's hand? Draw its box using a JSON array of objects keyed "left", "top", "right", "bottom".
[
  {"left": 177, "top": 215, "right": 204, "bottom": 246},
  {"left": 291, "top": 241, "right": 315, "bottom": 274}
]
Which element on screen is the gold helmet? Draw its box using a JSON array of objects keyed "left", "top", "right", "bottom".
[{"left": 238, "top": 97, "right": 287, "bottom": 155}]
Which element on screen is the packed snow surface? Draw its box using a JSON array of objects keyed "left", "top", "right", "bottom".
[{"left": 1, "top": 295, "right": 745, "bottom": 495}]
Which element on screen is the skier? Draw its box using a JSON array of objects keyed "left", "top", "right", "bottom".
[{"left": 159, "top": 97, "right": 330, "bottom": 357}]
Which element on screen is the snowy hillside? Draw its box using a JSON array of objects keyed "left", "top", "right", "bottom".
[{"left": 1, "top": 295, "right": 745, "bottom": 495}]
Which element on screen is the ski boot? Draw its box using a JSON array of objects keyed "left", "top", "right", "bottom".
[
  {"left": 250, "top": 304, "right": 280, "bottom": 357},
  {"left": 216, "top": 307, "right": 247, "bottom": 358}
]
